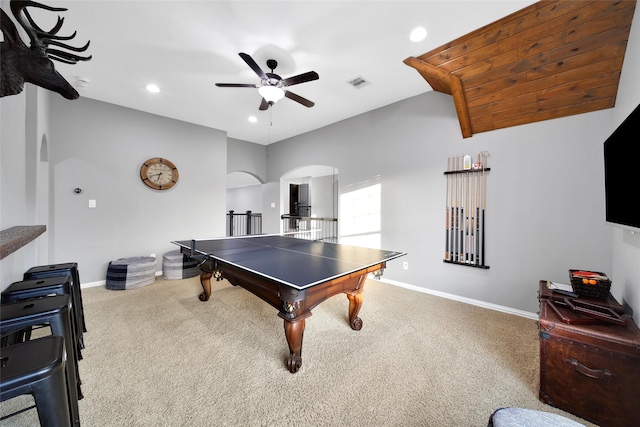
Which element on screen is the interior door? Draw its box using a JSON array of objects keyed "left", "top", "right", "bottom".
[
  {"left": 289, "top": 184, "right": 299, "bottom": 215},
  {"left": 298, "top": 184, "right": 309, "bottom": 216}
]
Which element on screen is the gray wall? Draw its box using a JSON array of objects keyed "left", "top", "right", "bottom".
[
  {"left": 260, "top": 182, "right": 281, "bottom": 235},
  {"left": 227, "top": 137, "right": 266, "bottom": 182},
  {"left": 46, "top": 97, "right": 227, "bottom": 283},
  {"left": 226, "top": 185, "right": 262, "bottom": 213},
  {"left": 309, "top": 175, "right": 338, "bottom": 219},
  {"left": 266, "top": 91, "right": 617, "bottom": 316}
]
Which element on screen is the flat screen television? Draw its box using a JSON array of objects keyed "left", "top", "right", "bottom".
[{"left": 604, "top": 103, "right": 640, "bottom": 231}]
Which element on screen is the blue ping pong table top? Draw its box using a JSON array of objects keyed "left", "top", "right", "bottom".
[{"left": 172, "top": 235, "right": 405, "bottom": 290}]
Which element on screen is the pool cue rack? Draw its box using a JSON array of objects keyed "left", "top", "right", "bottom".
[{"left": 443, "top": 153, "right": 490, "bottom": 269}]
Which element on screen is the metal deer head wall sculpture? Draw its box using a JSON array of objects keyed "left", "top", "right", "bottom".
[{"left": 1, "top": 0, "right": 91, "bottom": 99}]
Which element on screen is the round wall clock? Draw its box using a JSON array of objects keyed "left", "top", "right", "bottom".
[{"left": 140, "top": 157, "right": 179, "bottom": 190}]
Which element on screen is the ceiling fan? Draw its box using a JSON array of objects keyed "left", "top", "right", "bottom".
[{"left": 216, "top": 52, "right": 319, "bottom": 110}]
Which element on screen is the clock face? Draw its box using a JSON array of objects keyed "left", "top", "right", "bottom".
[{"left": 140, "top": 158, "right": 179, "bottom": 190}]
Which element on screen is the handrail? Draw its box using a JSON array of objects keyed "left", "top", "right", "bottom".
[
  {"left": 227, "top": 210, "right": 262, "bottom": 236},
  {"left": 281, "top": 215, "right": 338, "bottom": 243},
  {"left": 281, "top": 214, "right": 337, "bottom": 222}
]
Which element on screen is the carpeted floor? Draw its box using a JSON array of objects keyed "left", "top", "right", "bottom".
[{"left": 1, "top": 276, "right": 595, "bottom": 426}]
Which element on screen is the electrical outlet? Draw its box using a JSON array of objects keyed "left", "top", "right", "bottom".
[
  {"left": 88, "top": 199, "right": 96, "bottom": 208},
  {"left": 403, "top": 262, "right": 409, "bottom": 270}
]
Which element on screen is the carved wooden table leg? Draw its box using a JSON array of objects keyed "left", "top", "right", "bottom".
[
  {"left": 347, "top": 290, "right": 364, "bottom": 330},
  {"left": 198, "top": 271, "right": 212, "bottom": 301},
  {"left": 284, "top": 318, "right": 305, "bottom": 373}
]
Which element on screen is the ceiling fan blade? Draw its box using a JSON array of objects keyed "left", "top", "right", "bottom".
[
  {"left": 215, "top": 83, "right": 258, "bottom": 88},
  {"left": 239, "top": 52, "right": 267, "bottom": 80},
  {"left": 282, "top": 71, "right": 319, "bottom": 87},
  {"left": 285, "top": 90, "right": 315, "bottom": 108},
  {"left": 259, "top": 98, "right": 269, "bottom": 111}
]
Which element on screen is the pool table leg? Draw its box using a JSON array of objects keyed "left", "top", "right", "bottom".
[
  {"left": 347, "top": 290, "right": 364, "bottom": 330},
  {"left": 198, "top": 271, "right": 212, "bottom": 301},
  {"left": 284, "top": 318, "right": 305, "bottom": 373}
]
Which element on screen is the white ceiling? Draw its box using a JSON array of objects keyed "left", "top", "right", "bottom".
[{"left": 29, "top": 0, "right": 535, "bottom": 145}]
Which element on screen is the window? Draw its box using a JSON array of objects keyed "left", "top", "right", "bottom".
[{"left": 339, "top": 183, "right": 381, "bottom": 249}]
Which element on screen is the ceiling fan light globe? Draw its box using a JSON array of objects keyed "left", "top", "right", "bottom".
[{"left": 258, "top": 85, "right": 285, "bottom": 104}]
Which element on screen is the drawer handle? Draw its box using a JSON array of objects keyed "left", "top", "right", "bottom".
[{"left": 563, "top": 358, "right": 618, "bottom": 382}]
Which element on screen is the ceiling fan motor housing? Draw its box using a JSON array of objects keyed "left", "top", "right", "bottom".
[
  {"left": 263, "top": 73, "right": 284, "bottom": 87},
  {"left": 215, "top": 52, "right": 318, "bottom": 109}
]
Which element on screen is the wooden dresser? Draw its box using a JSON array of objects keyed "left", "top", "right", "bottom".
[{"left": 538, "top": 281, "right": 640, "bottom": 427}]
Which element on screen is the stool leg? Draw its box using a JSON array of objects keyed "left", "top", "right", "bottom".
[
  {"left": 50, "top": 311, "right": 82, "bottom": 424},
  {"left": 75, "top": 269, "right": 88, "bottom": 333},
  {"left": 70, "top": 281, "right": 86, "bottom": 350},
  {"left": 32, "top": 359, "right": 73, "bottom": 427}
]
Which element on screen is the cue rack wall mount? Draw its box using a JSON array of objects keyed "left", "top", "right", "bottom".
[{"left": 444, "top": 152, "right": 490, "bottom": 269}]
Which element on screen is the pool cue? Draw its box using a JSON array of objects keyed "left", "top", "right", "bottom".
[
  {"left": 473, "top": 164, "right": 478, "bottom": 263},
  {"left": 469, "top": 166, "right": 476, "bottom": 264},
  {"left": 452, "top": 156, "right": 457, "bottom": 261},
  {"left": 449, "top": 157, "right": 455, "bottom": 261},
  {"left": 458, "top": 154, "right": 464, "bottom": 262},
  {"left": 453, "top": 156, "right": 460, "bottom": 261},
  {"left": 467, "top": 166, "right": 472, "bottom": 262},
  {"left": 445, "top": 156, "right": 450, "bottom": 260},
  {"left": 460, "top": 154, "right": 467, "bottom": 262},
  {"left": 475, "top": 153, "right": 481, "bottom": 265},
  {"left": 461, "top": 155, "right": 466, "bottom": 262},
  {"left": 481, "top": 151, "right": 487, "bottom": 266},
  {"left": 478, "top": 152, "right": 483, "bottom": 266},
  {"left": 454, "top": 155, "right": 459, "bottom": 262},
  {"left": 463, "top": 164, "right": 467, "bottom": 262}
]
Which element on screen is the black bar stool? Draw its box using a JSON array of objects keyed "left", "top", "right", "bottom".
[
  {"left": 2, "top": 277, "right": 83, "bottom": 360},
  {"left": 24, "top": 263, "right": 87, "bottom": 338},
  {"left": 0, "top": 295, "right": 81, "bottom": 425},
  {"left": 1, "top": 336, "right": 72, "bottom": 427}
]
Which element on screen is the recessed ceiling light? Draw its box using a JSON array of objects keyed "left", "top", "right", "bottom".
[
  {"left": 410, "top": 26, "right": 427, "bottom": 42},
  {"left": 248, "top": 116, "right": 258, "bottom": 123},
  {"left": 146, "top": 84, "right": 160, "bottom": 93}
]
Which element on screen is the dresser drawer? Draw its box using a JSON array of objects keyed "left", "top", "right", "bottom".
[{"left": 539, "top": 301, "right": 640, "bottom": 427}]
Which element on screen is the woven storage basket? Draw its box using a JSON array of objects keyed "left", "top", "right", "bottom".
[{"left": 569, "top": 269, "right": 611, "bottom": 299}]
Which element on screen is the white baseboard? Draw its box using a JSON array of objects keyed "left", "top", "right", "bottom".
[
  {"left": 376, "top": 277, "right": 539, "bottom": 320},
  {"left": 81, "top": 270, "right": 164, "bottom": 289},
  {"left": 82, "top": 280, "right": 105, "bottom": 289},
  {"left": 82, "top": 271, "right": 538, "bottom": 320}
]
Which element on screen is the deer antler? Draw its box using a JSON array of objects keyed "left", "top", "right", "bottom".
[
  {"left": 1, "top": 0, "right": 91, "bottom": 99},
  {"left": 13, "top": 0, "right": 91, "bottom": 63}
]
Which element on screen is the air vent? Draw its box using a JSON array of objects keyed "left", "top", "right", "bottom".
[{"left": 346, "top": 76, "right": 370, "bottom": 89}]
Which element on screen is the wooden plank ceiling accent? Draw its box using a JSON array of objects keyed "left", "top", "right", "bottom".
[{"left": 404, "top": 0, "right": 637, "bottom": 138}]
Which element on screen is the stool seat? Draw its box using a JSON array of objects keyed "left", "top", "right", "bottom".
[
  {"left": 24, "top": 262, "right": 86, "bottom": 337},
  {"left": 2, "top": 277, "right": 83, "bottom": 360},
  {"left": 162, "top": 250, "right": 200, "bottom": 280},
  {"left": 0, "top": 336, "right": 72, "bottom": 427},
  {"left": 106, "top": 256, "right": 157, "bottom": 290}
]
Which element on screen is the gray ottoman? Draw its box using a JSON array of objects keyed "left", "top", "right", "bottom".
[
  {"left": 162, "top": 250, "right": 200, "bottom": 280},
  {"left": 106, "top": 257, "right": 157, "bottom": 290}
]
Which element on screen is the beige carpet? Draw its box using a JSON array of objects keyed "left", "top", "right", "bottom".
[{"left": 1, "top": 276, "right": 595, "bottom": 426}]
